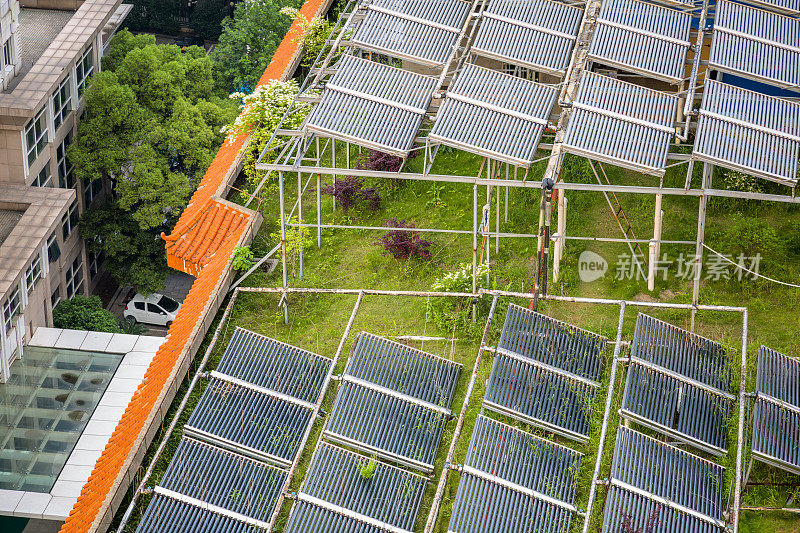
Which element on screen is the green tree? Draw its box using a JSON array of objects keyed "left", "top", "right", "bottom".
[
  {"left": 53, "top": 296, "right": 123, "bottom": 333},
  {"left": 69, "top": 30, "right": 238, "bottom": 293},
  {"left": 124, "top": 0, "right": 182, "bottom": 35},
  {"left": 189, "top": 0, "right": 235, "bottom": 41},
  {"left": 211, "top": 0, "right": 301, "bottom": 91},
  {"left": 80, "top": 205, "right": 171, "bottom": 296}
]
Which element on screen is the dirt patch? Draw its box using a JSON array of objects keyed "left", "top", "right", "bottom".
[
  {"left": 61, "top": 373, "right": 78, "bottom": 385},
  {"left": 633, "top": 292, "right": 656, "bottom": 302},
  {"left": 660, "top": 289, "right": 677, "bottom": 300}
]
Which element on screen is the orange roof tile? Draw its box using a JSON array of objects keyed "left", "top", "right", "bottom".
[{"left": 58, "top": 1, "right": 327, "bottom": 531}]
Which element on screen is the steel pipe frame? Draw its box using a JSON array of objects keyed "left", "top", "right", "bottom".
[
  {"left": 231, "top": 288, "right": 748, "bottom": 532},
  {"left": 116, "top": 289, "right": 241, "bottom": 533},
  {"left": 423, "top": 295, "right": 499, "bottom": 533},
  {"left": 257, "top": 161, "right": 800, "bottom": 204},
  {"left": 264, "top": 290, "right": 365, "bottom": 531}
]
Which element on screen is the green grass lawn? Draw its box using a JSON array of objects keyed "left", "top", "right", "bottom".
[{"left": 115, "top": 145, "right": 800, "bottom": 532}]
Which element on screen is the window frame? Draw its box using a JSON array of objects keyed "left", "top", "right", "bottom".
[
  {"left": 75, "top": 46, "right": 94, "bottom": 97},
  {"left": 2, "top": 37, "right": 12, "bottom": 70},
  {"left": 25, "top": 255, "right": 43, "bottom": 295},
  {"left": 25, "top": 107, "right": 48, "bottom": 167},
  {"left": 88, "top": 250, "right": 104, "bottom": 279},
  {"left": 47, "top": 233, "right": 61, "bottom": 264},
  {"left": 52, "top": 76, "right": 72, "bottom": 132},
  {"left": 57, "top": 133, "right": 75, "bottom": 189},
  {"left": 84, "top": 177, "right": 103, "bottom": 207},
  {"left": 65, "top": 255, "right": 84, "bottom": 299},
  {"left": 61, "top": 201, "right": 79, "bottom": 241},
  {"left": 51, "top": 285, "right": 61, "bottom": 309},
  {"left": 33, "top": 164, "right": 53, "bottom": 188},
  {"left": 3, "top": 286, "right": 21, "bottom": 333}
]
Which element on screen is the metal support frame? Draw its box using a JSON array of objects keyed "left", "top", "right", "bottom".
[{"left": 691, "top": 162, "right": 712, "bottom": 329}]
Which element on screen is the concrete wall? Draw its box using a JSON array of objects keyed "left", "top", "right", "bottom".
[{"left": 20, "top": 0, "right": 84, "bottom": 10}]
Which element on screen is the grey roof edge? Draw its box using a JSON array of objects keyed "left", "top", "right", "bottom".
[
  {"left": 0, "top": 185, "right": 76, "bottom": 298},
  {"left": 0, "top": 0, "right": 125, "bottom": 117}
]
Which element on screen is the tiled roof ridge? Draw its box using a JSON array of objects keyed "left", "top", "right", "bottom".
[{"left": 58, "top": 1, "right": 329, "bottom": 531}]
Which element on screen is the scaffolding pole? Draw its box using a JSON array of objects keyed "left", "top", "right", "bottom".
[{"left": 692, "top": 163, "right": 712, "bottom": 330}]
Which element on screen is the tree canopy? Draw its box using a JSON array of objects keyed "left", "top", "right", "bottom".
[
  {"left": 53, "top": 296, "right": 123, "bottom": 333},
  {"left": 70, "top": 30, "right": 238, "bottom": 293},
  {"left": 211, "top": 0, "right": 301, "bottom": 92}
]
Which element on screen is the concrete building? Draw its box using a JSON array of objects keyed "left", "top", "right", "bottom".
[{"left": 0, "top": 0, "right": 130, "bottom": 383}]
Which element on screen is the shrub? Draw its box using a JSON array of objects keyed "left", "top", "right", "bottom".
[
  {"left": 53, "top": 296, "right": 123, "bottom": 333},
  {"left": 428, "top": 263, "right": 490, "bottom": 332},
  {"left": 120, "top": 316, "right": 147, "bottom": 335},
  {"left": 232, "top": 246, "right": 255, "bottom": 271},
  {"left": 356, "top": 149, "right": 408, "bottom": 173},
  {"left": 721, "top": 169, "right": 763, "bottom": 194},
  {"left": 360, "top": 454, "right": 378, "bottom": 480},
  {"left": 279, "top": 7, "right": 334, "bottom": 69},
  {"left": 717, "top": 214, "right": 785, "bottom": 263},
  {"left": 378, "top": 219, "right": 431, "bottom": 260},
  {"left": 321, "top": 177, "right": 382, "bottom": 212}
]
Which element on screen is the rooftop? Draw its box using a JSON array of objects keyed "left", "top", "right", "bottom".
[
  {"left": 2, "top": 8, "right": 76, "bottom": 94},
  {"left": 0, "top": 209, "right": 23, "bottom": 246},
  {"left": 0, "top": 0, "right": 123, "bottom": 118},
  {"left": 0, "top": 186, "right": 75, "bottom": 297}
]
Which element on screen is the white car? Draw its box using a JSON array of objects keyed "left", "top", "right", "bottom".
[{"left": 123, "top": 293, "right": 181, "bottom": 327}]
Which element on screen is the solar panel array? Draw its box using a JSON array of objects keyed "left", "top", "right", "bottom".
[
  {"left": 137, "top": 438, "right": 287, "bottom": 532},
  {"left": 752, "top": 346, "right": 800, "bottom": 475},
  {"left": 449, "top": 415, "right": 583, "bottom": 533},
  {"left": 429, "top": 63, "right": 558, "bottom": 166},
  {"left": 709, "top": 1, "right": 800, "bottom": 90},
  {"left": 588, "top": 0, "right": 692, "bottom": 84},
  {"left": 603, "top": 427, "right": 727, "bottom": 533},
  {"left": 484, "top": 304, "right": 606, "bottom": 443},
  {"left": 620, "top": 314, "right": 734, "bottom": 456},
  {"left": 470, "top": 0, "right": 583, "bottom": 77},
  {"left": 694, "top": 80, "right": 800, "bottom": 185},
  {"left": 743, "top": 0, "right": 800, "bottom": 15},
  {"left": 562, "top": 71, "right": 678, "bottom": 175},
  {"left": 304, "top": 54, "right": 438, "bottom": 156},
  {"left": 350, "top": 0, "right": 472, "bottom": 67},
  {"left": 285, "top": 442, "right": 428, "bottom": 533},
  {"left": 324, "top": 332, "right": 462, "bottom": 472},
  {"left": 136, "top": 329, "right": 332, "bottom": 532}
]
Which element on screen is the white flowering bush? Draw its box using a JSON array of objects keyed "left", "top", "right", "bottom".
[
  {"left": 429, "top": 263, "right": 491, "bottom": 332},
  {"left": 279, "top": 7, "right": 334, "bottom": 69},
  {"left": 222, "top": 79, "right": 303, "bottom": 141},
  {"left": 221, "top": 79, "right": 315, "bottom": 189}
]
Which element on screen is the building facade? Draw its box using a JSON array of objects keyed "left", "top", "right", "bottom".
[{"left": 0, "top": 0, "right": 130, "bottom": 382}]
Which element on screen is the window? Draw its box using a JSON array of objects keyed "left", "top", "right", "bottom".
[
  {"left": 502, "top": 63, "right": 537, "bottom": 82},
  {"left": 75, "top": 46, "right": 94, "bottom": 96},
  {"left": 133, "top": 301, "right": 145, "bottom": 311},
  {"left": 2, "top": 37, "right": 12, "bottom": 69},
  {"left": 32, "top": 165, "right": 52, "bottom": 188},
  {"left": 51, "top": 286, "right": 61, "bottom": 309},
  {"left": 25, "top": 108, "right": 48, "bottom": 166},
  {"left": 52, "top": 77, "right": 72, "bottom": 131},
  {"left": 61, "top": 201, "right": 78, "bottom": 241},
  {"left": 147, "top": 303, "right": 166, "bottom": 315},
  {"left": 47, "top": 233, "right": 61, "bottom": 263},
  {"left": 3, "top": 287, "right": 21, "bottom": 332},
  {"left": 25, "top": 255, "right": 42, "bottom": 295},
  {"left": 84, "top": 178, "right": 103, "bottom": 206},
  {"left": 88, "top": 250, "right": 104, "bottom": 279},
  {"left": 57, "top": 133, "right": 75, "bottom": 189},
  {"left": 66, "top": 255, "right": 84, "bottom": 299}
]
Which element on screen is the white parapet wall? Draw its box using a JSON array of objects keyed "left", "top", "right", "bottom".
[{"left": 0, "top": 328, "right": 164, "bottom": 523}]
